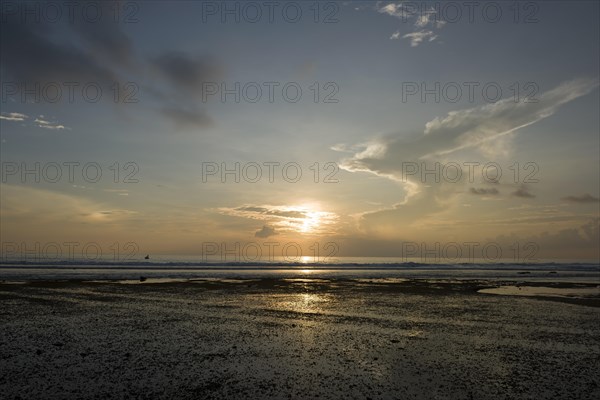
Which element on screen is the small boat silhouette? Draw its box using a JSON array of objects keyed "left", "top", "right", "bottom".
[{"left": 144, "top": 254, "right": 150, "bottom": 260}]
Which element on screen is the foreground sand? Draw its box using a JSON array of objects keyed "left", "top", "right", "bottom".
[{"left": 1, "top": 278, "right": 599, "bottom": 399}]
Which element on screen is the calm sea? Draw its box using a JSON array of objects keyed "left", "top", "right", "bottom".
[{"left": 1, "top": 255, "right": 598, "bottom": 281}]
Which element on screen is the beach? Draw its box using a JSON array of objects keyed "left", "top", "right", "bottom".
[
  {"left": 1, "top": 278, "right": 599, "bottom": 399},
  {"left": 2, "top": 0, "right": 599, "bottom": 398}
]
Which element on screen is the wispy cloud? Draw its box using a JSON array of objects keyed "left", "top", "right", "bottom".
[
  {"left": 0, "top": 112, "right": 68, "bottom": 130},
  {"left": 34, "top": 116, "right": 68, "bottom": 130},
  {"left": 337, "top": 79, "right": 598, "bottom": 190},
  {"left": 376, "top": 2, "right": 445, "bottom": 46},
  {"left": 0, "top": 184, "right": 137, "bottom": 224},
  {"left": 403, "top": 30, "right": 437, "bottom": 47},
  {"left": 334, "top": 79, "right": 598, "bottom": 231},
  {"left": 0, "top": 112, "right": 27, "bottom": 122}
]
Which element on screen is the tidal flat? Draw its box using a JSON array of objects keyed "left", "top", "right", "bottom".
[{"left": 1, "top": 279, "right": 599, "bottom": 399}]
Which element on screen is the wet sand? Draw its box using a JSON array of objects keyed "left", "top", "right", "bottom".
[{"left": 1, "top": 278, "right": 599, "bottom": 399}]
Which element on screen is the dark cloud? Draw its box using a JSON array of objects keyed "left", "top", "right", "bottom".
[
  {"left": 0, "top": 12, "right": 119, "bottom": 87},
  {"left": 151, "top": 51, "right": 221, "bottom": 94},
  {"left": 150, "top": 52, "right": 222, "bottom": 129},
  {"left": 0, "top": 8, "right": 217, "bottom": 130},
  {"left": 255, "top": 225, "right": 277, "bottom": 238},
  {"left": 234, "top": 206, "right": 307, "bottom": 219},
  {"left": 1, "top": 0, "right": 135, "bottom": 70},
  {"left": 562, "top": 194, "right": 600, "bottom": 203},
  {"left": 236, "top": 206, "right": 268, "bottom": 213},
  {"left": 469, "top": 188, "right": 499, "bottom": 196},
  {"left": 511, "top": 186, "right": 535, "bottom": 199},
  {"left": 72, "top": 9, "right": 135, "bottom": 69},
  {"left": 161, "top": 107, "right": 213, "bottom": 130},
  {"left": 265, "top": 210, "right": 307, "bottom": 219}
]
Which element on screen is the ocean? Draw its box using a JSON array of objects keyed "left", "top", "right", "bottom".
[{"left": 1, "top": 255, "right": 598, "bottom": 281}]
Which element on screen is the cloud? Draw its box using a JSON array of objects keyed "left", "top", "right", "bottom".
[
  {"left": 225, "top": 206, "right": 311, "bottom": 220},
  {"left": 150, "top": 52, "right": 222, "bottom": 129},
  {"left": 562, "top": 194, "right": 600, "bottom": 203},
  {"left": 70, "top": 1, "right": 136, "bottom": 69},
  {"left": 377, "top": 2, "right": 434, "bottom": 23},
  {"left": 377, "top": 3, "right": 409, "bottom": 19},
  {"left": 335, "top": 79, "right": 596, "bottom": 233},
  {"left": 376, "top": 3, "right": 444, "bottom": 46},
  {"left": 255, "top": 225, "right": 277, "bottom": 238},
  {"left": 218, "top": 205, "right": 339, "bottom": 235},
  {"left": 0, "top": 184, "right": 136, "bottom": 225},
  {"left": 0, "top": 112, "right": 27, "bottom": 122},
  {"left": 0, "top": 9, "right": 217, "bottom": 130},
  {"left": 424, "top": 79, "right": 597, "bottom": 155},
  {"left": 161, "top": 107, "right": 213, "bottom": 130},
  {"left": 415, "top": 14, "right": 432, "bottom": 28},
  {"left": 402, "top": 30, "right": 437, "bottom": 47},
  {"left": 330, "top": 143, "right": 363, "bottom": 153},
  {"left": 0, "top": 11, "right": 120, "bottom": 90},
  {"left": 338, "top": 79, "right": 598, "bottom": 187},
  {"left": 82, "top": 210, "right": 139, "bottom": 220},
  {"left": 151, "top": 51, "right": 221, "bottom": 95},
  {"left": 494, "top": 219, "right": 599, "bottom": 258},
  {"left": 470, "top": 188, "right": 499, "bottom": 196},
  {"left": 511, "top": 186, "right": 535, "bottom": 199},
  {"left": 0, "top": 112, "right": 68, "bottom": 130},
  {"left": 414, "top": 10, "right": 447, "bottom": 29},
  {"left": 104, "top": 189, "right": 130, "bottom": 196},
  {"left": 34, "top": 116, "right": 68, "bottom": 130},
  {"left": 1, "top": 184, "right": 145, "bottom": 250},
  {"left": 233, "top": 206, "right": 310, "bottom": 219},
  {"left": 335, "top": 219, "right": 599, "bottom": 258}
]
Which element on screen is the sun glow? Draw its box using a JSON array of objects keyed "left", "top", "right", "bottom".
[
  {"left": 220, "top": 203, "right": 337, "bottom": 236},
  {"left": 300, "top": 210, "right": 323, "bottom": 233}
]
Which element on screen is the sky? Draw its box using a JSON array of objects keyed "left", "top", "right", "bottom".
[{"left": 1, "top": 0, "right": 599, "bottom": 262}]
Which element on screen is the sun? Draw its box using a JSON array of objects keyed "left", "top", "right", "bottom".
[
  {"left": 300, "top": 256, "right": 312, "bottom": 264},
  {"left": 276, "top": 203, "right": 336, "bottom": 235},
  {"left": 300, "top": 210, "right": 322, "bottom": 233}
]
